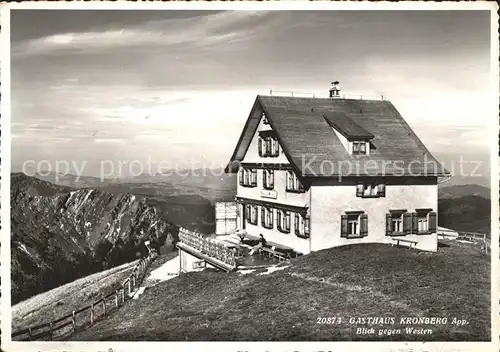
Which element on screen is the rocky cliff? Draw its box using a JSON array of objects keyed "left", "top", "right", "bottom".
[{"left": 11, "top": 173, "right": 178, "bottom": 304}]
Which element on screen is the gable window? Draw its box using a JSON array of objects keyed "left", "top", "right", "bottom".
[
  {"left": 261, "top": 207, "right": 274, "bottom": 229},
  {"left": 341, "top": 212, "right": 368, "bottom": 238},
  {"left": 286, "top": 170, "right": 305, "bottom": 193},
  {"left": 246, "top": 204, "right": 258, "bottom": 225},
  {"left": 356, "top": 183, "right": 385, "bottom": 198},
  {"left": 239, "top": 168, "right": 257, "bottom": 187},
  {"left": 294, "top": 213, "right": 310, "bottom": 239},
  {"left": 277, "top": 210, "right": 291, "bottom": 233},
  {"left": 258, "top": 136, "right": 279, "bottom": 157},
  {"left": 262, "top": 169, "right": 275, "bottom": 190},
  {"left": 262, "top": 112, "right": 269, "bottom": 125},
  {"left": 352, "top": 141, "right": 367, "bottom": 155}
]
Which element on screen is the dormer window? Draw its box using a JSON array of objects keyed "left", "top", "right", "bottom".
[{"left": 352, "top": 141, "right": 367, "bottom": 155}]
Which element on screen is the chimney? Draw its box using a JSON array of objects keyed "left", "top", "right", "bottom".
[{"left": 329, "top": 81, "right": 341, "bottom": 99}]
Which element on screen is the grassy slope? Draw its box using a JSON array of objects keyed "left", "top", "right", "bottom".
[
  {"left": 70, "top": 242, "right": 490, "bottom": 341},
  {"left": 12, "top": 260, "right": 138, "bottom": 331}
]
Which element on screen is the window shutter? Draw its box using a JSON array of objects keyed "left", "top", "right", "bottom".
[
  {"left": 385, "top": 213, "right": 392, "bottom": 236},
  {"left": 239, "top": 169, "right": 243, "bottom": 185},
  {"left": 360, "top": 214, "right": 368, "bottom": 236},
  {"left": 341, "top": 215, "right": 348, "bottom": 237},
  {"left": 356, "top": 184, "right": 364, "bottom": 197},
  {"left": 251, "top": 170, "right": 257, "bottom": 186},
  {"left": 261, "top": 207, "right": 265, "bottom": 227},
  {"left": 294, "top": 213, "right": 298, "bottom": 234},
  {"left": 269, "top": 208, "right": 274, "bottom": 228},
  {"left": 269, "top": 170, "right": 274, "bottom": 188},
  {"left": 428, "top": 211, "right": 437, "bottom": 232},
  {"left": 262, "top": 170, "right": 266, "bottom": 188},
  {"left": 403, "top": 213, "right": 412, "bottom": 234},
  {"left": 378, "top": 184, "right": 386, "bottom": 197},
  {"left": 411, "top": 212, "right": 418, "bottom": 234},
  {"left": 245, "top": 204, "right": 250, "bottom": 219}
]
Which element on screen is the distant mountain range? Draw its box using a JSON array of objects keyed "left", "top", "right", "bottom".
[{"left": 438, "top": 184, "right": 490, "bottom": 200}]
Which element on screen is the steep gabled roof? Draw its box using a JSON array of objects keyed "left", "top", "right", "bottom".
[{"left": 226, "top": 95, "right": 449, "bottom": 178}]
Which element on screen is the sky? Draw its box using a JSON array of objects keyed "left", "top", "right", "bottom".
[{"left": 10, "top": 10, "right": 493, "bottom": 182}]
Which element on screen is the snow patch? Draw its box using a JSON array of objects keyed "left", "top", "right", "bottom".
[
  {"left": 148, "top": 256, "right": 180, "bottom": 283},
  {"left": 238, "top": 269, "right": 256, "bottom": 276},
  {"left": 18, "top": 243, "right": 31, "bottom": 256},
  {"left": 132, "top": 256, "right": 180, "bottom": 300},
  {"left": 258, "top": 265, "right": 290, "bottom": 276}
]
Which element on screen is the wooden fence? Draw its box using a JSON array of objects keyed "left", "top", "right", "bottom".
[
  {"left": 178, "top": 228, "right": 237, "bottom": 267},
  {"left": 11, "top": 252, "right": 157, "bottom": 341},
  {"left": 439, "top": 228, "right": 490, "bottom": 255}
]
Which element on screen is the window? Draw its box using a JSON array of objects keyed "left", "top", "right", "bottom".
[
  {"left": 277, "top": 210, "right": 291, "bottom": 233},
  {"left": 391, "top": 214, "right": 403, "bottom": 233},
  {"left": 413, "top": 209, "right": 436, "bottom": 234},
  {"left": 294, "top": 213, "right": 310, "bottom": 238},
  {"left": 239, "top": 168, "right": 257, "bottom": 187},
  {"left": 356, "top": 183, "right": 385, "bottom": 198},
  {"left": 262, "top": 112, "right": 269, "bottom": 125},
  {"left": 286, "top": 170, "right": 305, "bottom": 193},
  {"left": 258, "top": 136, "right": 280, "bottom": 157},
  {"left": 352, "top": 141, "right": 367, "bottom": 155},
  {"left": 261, "top": 207, "right": 274, "bottom": 229},
  {"left": 341, "top": 212, "right": 368, "bottom": 238},
  {"left": 386, "top": 210, "right": 412, "bottom": 236},
  {"left": 263, "top": 169, "right": 274, "bottom": 190},
  {"left": 246, "top": 204, "right": 258, "bottom": 225},
  {"left": 192, "top": 261, "right": 206, "bottom": 269}
]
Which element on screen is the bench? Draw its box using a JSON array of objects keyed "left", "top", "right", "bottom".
[
  {"left": 391, "top": 238, "right": 418, "bottom": 248},
  {"left": 258, "top": 246, "right": 289, "bottom": 261}
]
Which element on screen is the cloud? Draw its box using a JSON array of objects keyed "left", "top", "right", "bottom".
[{"left": 12, "top": 11, "right": 271, "bottom": 58}]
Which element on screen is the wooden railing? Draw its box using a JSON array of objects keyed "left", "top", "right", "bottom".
[
  {"left": 178, "top": 228, "right": 236, "bottom": 267},
  {"left": 11, "top": 252, "right": 157, "bottom": 341}
]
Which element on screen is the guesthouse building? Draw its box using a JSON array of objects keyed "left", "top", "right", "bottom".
[{"left": 224, "top": 83, "right": 449, "bottom": 254}]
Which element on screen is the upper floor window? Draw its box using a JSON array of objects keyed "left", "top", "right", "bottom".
[
  {"left": 261, "top": 207, "right": 274, "bottom": 229},
  {"left": 258, "top": 136, "right": 279, "bottom": 157},
  {"left": 239, "top": 168, "right": 257, "bottom": 187},
  {"left": 352, "top": 141, "right": 367, "bottom": 155},
  {"left": 277, "top": 210, "right": 291, "bottom": 234},
  {"left": 356, "top": 183, "right": 385, "bottom": 198},
  {"left": 341, "top": 211, "right": 368, "bottom": 238},
  {"left": 262, "top": 169, "right": 274, "bottom": 190},
  {"left": 262, "top": 112, "right": 269, "bottom": 125},
  {"left": 294, "top": 213, "right": 310, "bottom": 239},
  {"left": 246, "top": 204, "right": 258, "bottom": 225},
  {"left": 286, "top": 170, "right": 305, "bottom": 193}
]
